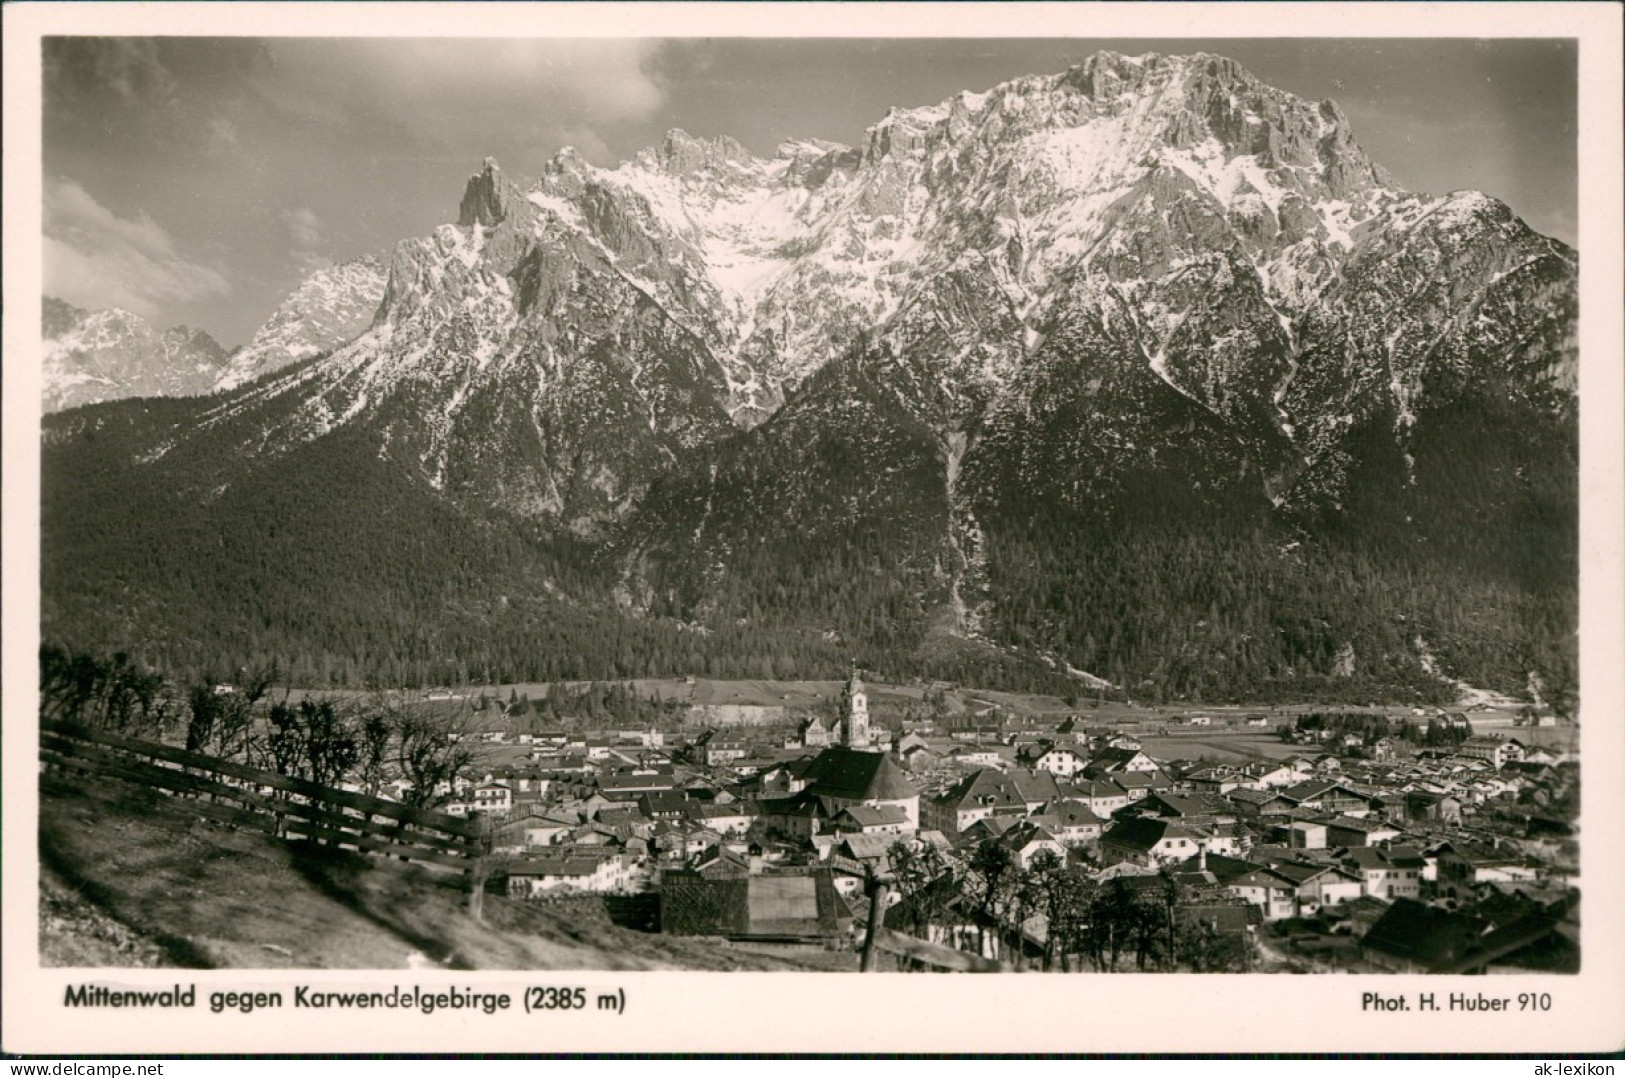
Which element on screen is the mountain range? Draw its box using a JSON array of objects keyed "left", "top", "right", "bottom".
[
  {"left": 40, "top": 51, "right": 1578, "bottom": 707},
  {"left": 43, "top": 298, "right": 231, "bottom": 413},
  {"left": 42, "top": 257, "right": 390, "bottom": 411}
]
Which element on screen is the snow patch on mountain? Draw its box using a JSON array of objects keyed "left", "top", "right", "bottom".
[
  {"left": 214, "top": 256, "right": 388, "bottom": 391},
  {"left": 123, "top": 49, "right": 1572, "bottom": 542},
  {"left": 43, "top": 298, "right": 230, "bottom": 412}
]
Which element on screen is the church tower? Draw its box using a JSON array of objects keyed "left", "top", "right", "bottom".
[{"left": 840, "top": 662, "right": 871, "bottom": 748}]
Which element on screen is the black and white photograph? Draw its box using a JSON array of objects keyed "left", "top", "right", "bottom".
[{"left": 4, "top": 1, "right": 1623, "bottom": 1057}]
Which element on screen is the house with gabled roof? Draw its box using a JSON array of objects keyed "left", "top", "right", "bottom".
[
  {"left": 758, "top": 788, "right": 833, "bottom": 841},
  {"left": 651, "top": 822, "right": 725, "bottom": 861},
  {"left": 466, "top": 781, "right": 513, "bottom": 817},
  {"left": 924, "top": 768, "right": 1028, "bottom": 835},
  {"left": 998, "top": 820, "right": 1068, "bottom": 869},
  {"left": 593, "top": 805, "right": 650, "bottom": 834},
  {"left": 1109, "top": 770, "right": 1168, "bottom": 801},
  {"left": 638, "top": 791, "right": 691, "bottom": 821},
  {"left": 687, "top": 801, "right": 754, "bottom": 836},
  {"left": 1246, "top": 761, "right": 1311, "bottom": 789},
  {"left": 833, "top": 833, "right": 902, "bottom": 869},
  {"left": 806, "top": 713, "right": 840, "bottom": 747},
  {"left": 1274, "top": 819, "right": 1329, "bottom": 850},
  {"left": 1457, "top": 735, "right": 1524, "bottom": 770},
  {"left": 1033, "top": 799, "right": 1106, "bottom": 846},
  {"left": 1143, "top": 791, "right": 1239, "bottom": 824},
  {"left": 493, "top": 766, "right": 552, "bottom": 795},
  {"left": 1226, "top": 866, "right": 1299, "bottom": 921},
  {"left": 502, "top": 851, "right": 638, "bottom": 896},
  {"left": 495, "top": 807, "right": 579, "bottom": 850},
  {"left": 1338, "top": 846, "right": 1425, "bottom": 900},
  {"left": 1183, "top": 766, "right": 1247, "bottom": 795},
  {"left": 1325, "top": 815, "right": 1402, "bottom": 848},
  {"left": 752, "top": 756, "right": 815, "bottom": 797},
  {"left": 1279, "top": 780, "right": 1370, "bottom": 815},
  {"left": 895, "top": 731, "right": 931, "bottom": 754},
  {"left": 1266, "top": 859, "right": 1366, "bottom": 914},
  {"left": 1174, "top": 850, "right": 1256, "bottom": 885},
  {"left": 829, "top": 804, "right": 911, "bottom": 837},
  {"left": 1403, "top": 790, "right": 1463, "bottom": 825},
  {"left": 956, "top": 814, "right": 1019, "bottom": 849},
  {"left": 1184, "top": 820, "right": 1250, "bottom": 858},
  {"left": 900, "top": 743, "right": 941, "bottom": 772},
  {"left": 1017, "top": 741, "right": 1086, "bottom": 777},
  {"left": 1084, "top": 746, "right": 1159, "bottom": 777},
  {"left": 568, "top": 821, "right": 631, "bottom": 848},
  {"left": 1006, "top": 768, "right": 1066, "bottom": 810},
  {"left": 683, "top": 843, "right": 750, "bottom": 879},
  {"left": 1100, "top": 817, "right": 1202, "bottom": 867},
  {"left": 703, "top": 734, "right": 752, "bottom": 766},
  {"left": 1072, "top": 778, "right": 1131, "bottom": 818},
  {"left": 597, "top": 766, "right": 677, "bottom": 800},
  {"left": 1433, "top": 841, "right": 1541, "bottom": 893}
]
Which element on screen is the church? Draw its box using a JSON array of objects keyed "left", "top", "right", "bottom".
[{"left": 797, "top": 666, "right": 919, "bottom": 829}]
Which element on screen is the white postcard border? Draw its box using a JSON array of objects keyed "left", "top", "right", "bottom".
[{"left": 4, "top": 1, "right": 1621, "bottom": 1056}]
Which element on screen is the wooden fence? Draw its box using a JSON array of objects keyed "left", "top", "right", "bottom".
[{"left": 39, "top": 720, "right": 492, "bottom": 918}]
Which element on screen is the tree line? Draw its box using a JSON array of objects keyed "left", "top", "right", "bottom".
[
  {"left": 40, "top": 363, "right": 1574, "bottom": 706},
  {"left": 40, "top": 644, "right": 481, "bottom": 810},
  {"left": 886, "top": 838, "right": 1255, "bottom": 973}
]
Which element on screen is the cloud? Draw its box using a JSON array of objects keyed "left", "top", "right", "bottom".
[
  {"left": 43, "top": 177, "right": 229, "bottom": 320},
  {"left": 553, "top": 125, "right": 616, "bottom": 166},
  {"left": 283, "top": 207, "right": 322, "bottom": 250},
  {"left": 205, "top": 115, "right": 240, "bottom": 155},
  {"left": 256, "top": 39, "right": 669, "bottom": 156},
  {"left": 282, "top": 207, "right": 331, "bottom": 272}
]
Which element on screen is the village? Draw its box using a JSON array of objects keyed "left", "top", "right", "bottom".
[{"left": 409, "top": 669, "right": 1580, "bottom": 974}]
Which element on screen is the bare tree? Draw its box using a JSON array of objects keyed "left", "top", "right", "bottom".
[
  {"left": 185, "top": 663, "right": 275, "bottom": 759},
  {"left": 263, "top": 700, "right": 307, "bottom": 778},
  {"left": 967, "top": 840, "right": 1016, "bottom": 961},
  {"left": 300, "top": 699, "right": 360, "bottom": 789},
  {"left": 884, "top": 838, "right": 956, "bottom": 968},
  {"left": 356, "top": 709, "right": 392, "bottom": 798},
  {"left": 393, "top": 702, "right": 481, "bottom": 809},
  {"left": 39, "top": 645, "right": 173, "bottom": 737}
]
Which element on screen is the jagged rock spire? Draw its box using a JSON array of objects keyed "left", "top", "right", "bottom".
[{"left": 458, "top": 157, "right": 511, "bottom": 228}]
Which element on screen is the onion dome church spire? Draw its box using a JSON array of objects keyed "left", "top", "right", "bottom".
[{"left": 840, "top": 661, "right": 871, "bottom": 748}]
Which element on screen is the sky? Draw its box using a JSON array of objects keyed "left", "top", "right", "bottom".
[{"left": 42, "top": 37, "right": 1577, "bottom": 347}]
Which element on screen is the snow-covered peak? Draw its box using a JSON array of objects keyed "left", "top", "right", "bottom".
[
  {"left": 775, "top": 137, "right": 851, "bottom": 160},
  {"left": 106, "top": 50, "right": 1570, "bottom": 551},
  {"left": 199, "top": 50, "right": 1564, "bottom": 461},
  {"left": 213, "top": 255, "right": 388, "bottom": 391},
  {"left": 42, "top": 297, "right": 230, "bottom": 412},
  {"left": 651, "top": 128, "right": 758, "bottom": 176}
]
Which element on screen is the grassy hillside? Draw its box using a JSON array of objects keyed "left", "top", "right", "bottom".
[{"left": 38, "top": 778, "right": 854, "bottom": 971}]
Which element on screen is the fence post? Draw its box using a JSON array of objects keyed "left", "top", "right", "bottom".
[
  {"left": 468, "top": 815, "right": 492, "bottom": 922},
  {"left": 469, "top": 858, "right": 488, "bottom": 922},
  {"left": 860, "top": 872, "right": 892, "bottom": 972}
]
